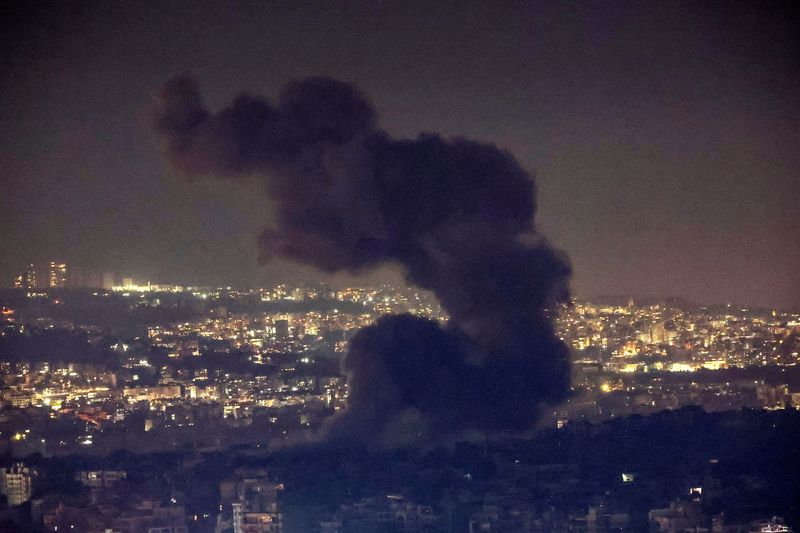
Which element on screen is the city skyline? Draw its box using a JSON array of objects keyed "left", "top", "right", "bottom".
[
  {"left": 6, "top": 262, "right": 799, "bottom": 313},
  {"left": 1, "top": 3, "right": 799, "bottom": 530},
  {"left": 1, "top": 279, "right": 798, "bottom": 529},
  {"left": 2, "top": 1, "right": 798, "bottom": 309}
]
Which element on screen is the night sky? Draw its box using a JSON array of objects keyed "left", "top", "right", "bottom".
[{"left": 2, "top": 1, "right": 798, "bottom": 309}]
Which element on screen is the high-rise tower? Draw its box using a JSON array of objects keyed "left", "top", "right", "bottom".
[{"left": 48, "top": 261, "right": 68, "bottom": 287}]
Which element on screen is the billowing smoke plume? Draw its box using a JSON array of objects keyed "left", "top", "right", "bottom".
[{"left": 153, "top": 75, "right": 572, "bottom": 447}]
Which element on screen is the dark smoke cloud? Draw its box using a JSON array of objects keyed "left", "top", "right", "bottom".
[{"left": 153, "top": 75, "right": 572, "bottom": 447}]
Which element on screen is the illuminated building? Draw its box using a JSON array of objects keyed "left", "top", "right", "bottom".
[
  {"left": 13, "top": 264, "right": 37, "bottom": 289},
  {"left": 219, "top": 469, "right": 282, "bottom": 533},
  {"left": 48, "top": 261, "right": 68, "bottom": 287},
  {"left": 4, "top": 390, "right": 34, "bottom": 408},
  {"left": 0, "top": 463, "right": 35, "bottom": 506},
  {"left": 123, "top": 384, "right": 183, "bottom": 402}
]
